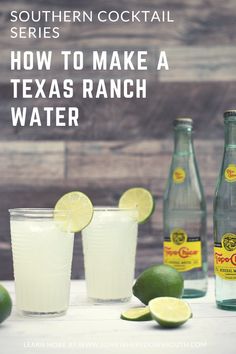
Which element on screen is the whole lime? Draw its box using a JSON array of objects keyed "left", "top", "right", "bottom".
[
  {"left": 133, "top": 264, "right": 184, "bottom": 305},
  {"left": 0, "top": 284, "right": 12, "bottom": 324}
]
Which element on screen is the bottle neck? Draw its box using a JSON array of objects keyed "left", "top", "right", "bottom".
[
  {"left": 174, "top": 127, "right": 193, "bottom": 155},
  {"left": 225, "top": 121, "right": 236, "bottom": 148}
]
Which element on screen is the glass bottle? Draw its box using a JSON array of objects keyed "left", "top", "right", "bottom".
[
  {"left": 163, "top": 118, "right": 208, "bottom": 298},
  {"left": 213, "top": 110, "right": 236, "bottom": 310}
]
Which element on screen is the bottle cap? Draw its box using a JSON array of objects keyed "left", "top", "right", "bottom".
[
  {"left": 224, "top": 110, "right": 236, "bottom": 118},
  {"left": 174, "top": 118, "right": 193, "bottom": 126}
]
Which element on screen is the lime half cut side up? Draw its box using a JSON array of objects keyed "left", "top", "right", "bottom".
[
  {"left": 54, "top": 191, "right": 94, "bottom": 232},
  {"left": 149, "top": 297, "right": 192, "bottom": 328},
  {"left": 121, "top": 307, "right": 152, "bottom": 321},
  {"left": 118, "top": 187, "right": 155, "bottom": 224}
]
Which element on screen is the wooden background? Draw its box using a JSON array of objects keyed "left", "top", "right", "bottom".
[{"left": 0, "top": 0, "right": 236, "bottom": 279}]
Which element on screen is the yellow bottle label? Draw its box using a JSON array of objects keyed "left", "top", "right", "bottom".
[
  {"left": 224, "top": 164, "right": 236, "bottom": 182},
  {"left": 173, "top": 167, "right": 186, "bottom": 184},
  {"left": 163, "top": 228, "right": 202, "bottom": 272},
  {"left": 214, "top": 233, "right": 236, "bottom": 280}
]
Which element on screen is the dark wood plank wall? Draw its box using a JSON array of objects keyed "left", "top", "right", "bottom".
[{"left": 0, "top": 0, "right": 236, "bottom": 279}]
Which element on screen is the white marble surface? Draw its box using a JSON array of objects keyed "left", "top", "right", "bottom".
[{"left": 0, "top": 278, "right": 235, "bottom": 354}]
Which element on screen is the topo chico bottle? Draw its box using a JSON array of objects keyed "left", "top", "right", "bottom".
[
  {"left": 163, "top": 118, "right": 208, "bottom": 298},
  {"left": 213, "top": 110, "right": 236, "bottom": 310}
]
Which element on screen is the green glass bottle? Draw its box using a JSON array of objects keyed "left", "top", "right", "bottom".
[
  {"left": 163, "top": 118, "right": 208, "bottom": 298},
  {"left": 213, "top": 110, "right": 236, "bottom": 310}
]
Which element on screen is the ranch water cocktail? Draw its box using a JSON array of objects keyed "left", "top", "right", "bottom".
[
  {"left": 9, "top": 209, "right": 74, "bottom": 316},
  {"left": 82, "top": 208, "right": 138, "bottom": 302}
]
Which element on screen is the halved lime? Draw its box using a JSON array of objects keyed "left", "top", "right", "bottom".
[
  {"left": 54, "top": 191, "right": 93, "bottom": 232},
  {"left": 149, "top": 297, "right": 192, "bottom": 328},
  {"left": 121, "top": 307, "right": 152, "bottom": 321},
  {"left": 118, "top": 187, "right": 155, "bottom": 224}
]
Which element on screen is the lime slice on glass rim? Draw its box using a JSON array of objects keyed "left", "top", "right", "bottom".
[
  {"left": 149, "top": 297, "right": 192, "bottom": 328},
  {"left": 121, "top": 307, "right": 152, "bottom": 321},
  {"left": 118, "top": 187, "right": 155, "bottom": 224},
  {"left": 54, "top": 191, "right": 94, "bottom": 232}
]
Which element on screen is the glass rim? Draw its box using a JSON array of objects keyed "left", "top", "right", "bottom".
[
  {"left": 9, "top": 208, "right": 69, "bottom": 218},
  {"left": 224, "top": 110, "right": 236, "bottom": 118},
  {"left": 174, "top": 117, "right": 192, "bottom": 125},
  {"left": 93, "top": 207, "right": 138, "bottom": 212},
  {"left": 9, "top": 207, "right": 138, "bottom": 217}
]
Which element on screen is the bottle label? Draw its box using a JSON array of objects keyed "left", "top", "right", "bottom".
[
  {"left": 173, "top": 167, "right": 186, "bottom": 184},
  {"left": 224, "top": 164, "right": 236, "bottom": 182},
  {"left": 163, "top": 228, "right": 202, "bottom": 272},
  {"left": 214, "top": 233, "right": 236, "bottom": 280}
]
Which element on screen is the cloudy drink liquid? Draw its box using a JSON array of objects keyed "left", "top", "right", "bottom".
[
  {"left": 82, "top": 208, "right": 138, "bottom": 302},
  {"left": 214, "top": 110, "right": 236, "bottom": 310},
  {"left": 10, "top": 209, "right": 74, "bottom": 316},
  {"left": 163, "top": 118, "right": 207, "bottom": 298}
]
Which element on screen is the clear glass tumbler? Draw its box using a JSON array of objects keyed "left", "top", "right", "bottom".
[
  {"left": 82, "top": 207, "right": 138, "bottom": 303},
  {"left": 9, "top": 208, "right": 74, "bottom": 316}
]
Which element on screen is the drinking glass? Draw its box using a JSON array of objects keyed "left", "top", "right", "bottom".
[
  {"left": 9, "top": 208, "right": 74, "bottom": 316},
  {"left": 82, "top": 207, "right": 138, "bottom": 303}
]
